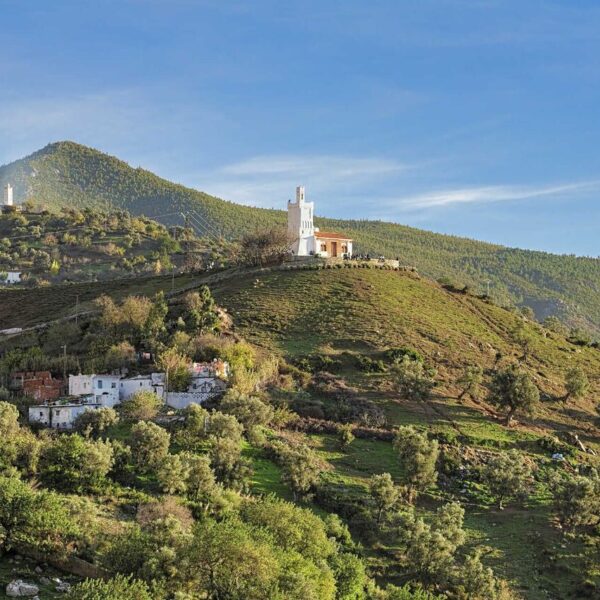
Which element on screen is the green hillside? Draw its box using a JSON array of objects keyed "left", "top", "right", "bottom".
[
  {"left": 1, "top": 265, "right": 599, "bottom": 598},
  {"left": 2, "top": 141, "right": 600, "bottom": 334}
]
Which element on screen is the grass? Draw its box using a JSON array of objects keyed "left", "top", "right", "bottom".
[{"left": 1, "top": 265, "right": 599, "bottom": 598}]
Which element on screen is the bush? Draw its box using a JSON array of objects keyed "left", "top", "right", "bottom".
[{"left": 120, "top": 391, "right": 162, "bottom": 421}]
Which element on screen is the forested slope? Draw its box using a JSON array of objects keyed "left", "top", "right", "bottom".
[{"left": 2, "top": 141, "right": 600, "bottom": 333}]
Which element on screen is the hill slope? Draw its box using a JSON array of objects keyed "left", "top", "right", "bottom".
[
  {"left": 2, "top": 265, "right": 599, "bottom": 598},
  {"left": 2, "top": 141, "right": 600, "bottom": 333}
]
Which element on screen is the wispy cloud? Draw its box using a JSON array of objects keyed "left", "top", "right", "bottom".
[
  {"left": 201, "top": 154, "right": 413, "bottom": 210},
  {"left": 392, "top": 181, "right": 600, "bottom": 210}
]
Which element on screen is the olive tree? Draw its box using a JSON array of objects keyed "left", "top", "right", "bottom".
[
  {"left": 488, "top": 366, "right": 540, "bottom": 426},
  {"left": 368, "top": 473, "right": 400, "bottom": 525},
  {"left": 481, "top": 450, "right": 532, "bottom": 510},
  {"left": 393, "top": 426, "right": 439, "bottom": 501},
  {"left": 392, "top": 357, "right": 436, "bottom": 401},
  {"left": 564, "top": 366, "right": 589, "bottom": 402}
]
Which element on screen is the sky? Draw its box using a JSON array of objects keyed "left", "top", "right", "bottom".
[{"left": 1, "top": 0, "right": 600, "bottom": 256}]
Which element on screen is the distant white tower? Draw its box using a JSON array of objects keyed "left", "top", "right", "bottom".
[
  {"left": 287, "top": 185, "right": 316, "bottom": 256},
  {"left": 3, "top": 183, "right": 13, "bottom": 207}
]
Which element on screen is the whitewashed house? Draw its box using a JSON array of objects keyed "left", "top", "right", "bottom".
[
  {"left": 29, "top": 397, "right": 102, "bottom": 430},
  {"left": 120, "top": 373, "right": 165, "bottom": 401},
  {"left": 5, "top": 272, "right": 22, "bottom": 284},
  {"left": 166, "top": 361, "right": 229, "bottom": 410},
  {"left": 68, "top": 374, "right": 121, "bottom": 407}
]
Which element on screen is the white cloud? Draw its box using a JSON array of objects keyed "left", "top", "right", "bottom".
[
  {"left": 201, "top": 154, "right": 412, "bottom": 210},
  {"left": 392, "top": 181, "right": 600, "bottom": 210}
]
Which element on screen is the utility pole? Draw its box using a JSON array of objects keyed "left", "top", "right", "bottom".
[
  {"left": 61, "top": 344, "right": 67, "bottom": 381},
  {"left": 484, "top": 280, "right": 491, "bottom": 297}
]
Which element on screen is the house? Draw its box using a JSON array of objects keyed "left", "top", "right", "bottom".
[
  {"left": 166, "top": 361, "right": 229, "bottom": 410},
  {"left": 11, "top": 371, "right": 64, "bottom": 402},
  {"left": 68, "top": 374, "right": 121, "bottom": 407},
  {"left": 5, "top": 272, "right": 22, "bottom": 284},
  {"left": 287, "top": 186, "right": 353, "bottom": 258},
  {"left": 120, "top": 373, "right": 165, "bottom": 401},
  {"left": 29, "top": 396, "right": 101, "bottom": 430}
]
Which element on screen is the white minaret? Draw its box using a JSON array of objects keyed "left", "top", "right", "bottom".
[
  {"left": 3, "top": 183, "right": 13, "bottom": 207},
  {"left": 287, "top": 185, "right": 315, "bottom": 256}
]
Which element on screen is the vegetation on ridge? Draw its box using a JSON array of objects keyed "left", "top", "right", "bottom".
[{"left": 2, "top": 141, "right": 600, "bottom": 333}]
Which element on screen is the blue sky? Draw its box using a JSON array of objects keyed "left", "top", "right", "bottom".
[{"left": 1, "top": 0, "right": 600, "bottom": 255}]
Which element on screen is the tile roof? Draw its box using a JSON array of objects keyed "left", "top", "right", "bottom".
[{"left": 314, "top": 231, "right": 352, "bottom": 240}]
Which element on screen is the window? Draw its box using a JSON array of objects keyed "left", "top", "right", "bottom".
[
  {"left": 39, "top": 411, "right": 43, "bottom": 417},
  {"left": 97, "top": 380, "right": 103, "bottom": 389},
  {"left": 111, "top": 382, "right": 116, "bottom": 389},
  {"left": 321, "top": 243, "right": 327, "bottom": 252}
]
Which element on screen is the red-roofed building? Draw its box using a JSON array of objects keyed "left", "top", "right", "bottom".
[{"left": 287, "top": 186, "right": 353, "bottom": 258}]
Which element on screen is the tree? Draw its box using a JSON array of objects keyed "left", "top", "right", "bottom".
[
  {"left": 209, "top": 436, "right": 252, "bottom": 491},
  {"left": 488, "top": 366, "right": 540, "bottom": 426},
  {"left": 175, "top": 404, "right": 211, "bottom": 450},
  {"left": 329, "top": 552, "right": 368, "bottom": 600},
  {"left": 184, "top": 517, "right": 281, "bottom": 599},
  {"left": 143, "top": 291, "right": 168, "bottom": 349},
  {"left": 338, "top": 424, "right": 355, "bottom": 450},
  {"left": 219, "top": 390, "right": 273, "bottom": 429},
  {"left": 105, "top": 341, "right": 136, "bottom": 371},
  {"left": 120, "top": 390, "right": 162, "bottom": 421},
  {"left": 181, "top": 452, "right": 216, "bottom": 505},
  {"left": 157, "top": 453, "right": 189, "bottom": 495},
  {"left": 0, "top": 475, "right": 78, "bottom": 555},
  {"left": 39, "top": 434, "right": 114, "bottom": 491},
  {"left": 453, "top": 552, "right": 506, "bottom": 600},
  {"left": 129, "top": 421, "right": 170, "bottom": 473},
  {"left": 241, "top": 497, "right": 336, "bottom": 562},
  {"left": 66, "top": 576, "right": 153, "bottom": 600},
  {"left": 280, "top": 445, "right": 321, "bottom": 500},
  {"left": 392, "top": 357, "right": 436, "bottom": 401},
  {"left": 511, "top": 321, "right": 534, "bottom": 361},
  {"left": 457, "top": 365, "right": 483, "bottom": 401},
  {"left": 481, "top": 450, "right": 532, "bottom": 510},
  {"left": 238, "top": 227, "right": 292, "bottom": 266},
  {"left": 369, "top": 473, "right": 400, "bottom": 525},
  {"left": 207, "top": 411, "right": 244, "bottom": 442},
  {"left": 185, "top": 286, "right": 220, "bottom": 334},
  {"left": 158, "top": 347, "right": 192, "bottom": 392},
  {"left": 0, "top": 401, "right": 20, "bottom": 436},
  {"left": 74, "top": 407, "right": 119, "bottom": 436},
  {"left": 397, "top": 502, "right": 465, "bottom": 585},
  {"left": 564, "top": 366, "right": 589, "bottom": 402},
  {"left": 393, "top": 426, "right": 438, "bottom": 501},
  {"left": 549, "top": 473, "right": 600, "bottom": 530}
]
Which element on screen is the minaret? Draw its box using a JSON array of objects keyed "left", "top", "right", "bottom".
[
  {"left": 287, "top": 185, "right": 315, "bottom": 256},
  {"left": 3, "top": 183, "right": 13, "bottom": 207}
]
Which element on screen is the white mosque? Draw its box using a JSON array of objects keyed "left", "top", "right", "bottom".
[
  {"left": 3, "top": 183, "right": 13, "bottom": 207},
  {"left": 287, "top": 186, "right": 352, "bottom": 258}
]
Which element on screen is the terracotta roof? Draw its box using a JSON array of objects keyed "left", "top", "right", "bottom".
[{"left": 315, "top": 231, "right": 352, "bottom": 240}]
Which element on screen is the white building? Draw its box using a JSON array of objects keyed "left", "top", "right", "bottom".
[
  {"left": 120, "top": 373, "right": 165, "bottom": 401},
  {"left": 5, "top": 272, "right": 21, "bottom": 284},
  {"left": 68, "top": 374, "right": 121, "bottom": 407},
  {"left": 3, "top": 183, "right": 13, "bottom": 207},
  {"left": 29, "top": 397, "right": 101, "bottom": 430},
  {"left": 287, "top": 186, "right": 353, "bottom": 258},
  {"left": 165, "top": 361, "right": 228, "bottom": 410}
]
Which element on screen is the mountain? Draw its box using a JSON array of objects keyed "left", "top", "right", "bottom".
[{"left": 2, "top": 141, "right": 600, "bottom": 334}]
